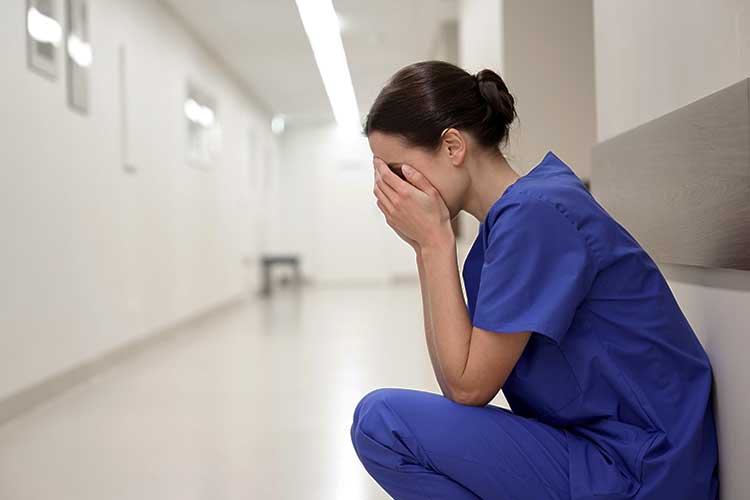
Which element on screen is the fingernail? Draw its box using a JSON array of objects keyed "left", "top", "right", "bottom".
[{"left": 402, "top": 164, "right": 412, "bottom": 175}]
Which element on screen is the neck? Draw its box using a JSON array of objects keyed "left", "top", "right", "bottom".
[{"left": 461, "top": 150, "right": 520, "bottom": 223}]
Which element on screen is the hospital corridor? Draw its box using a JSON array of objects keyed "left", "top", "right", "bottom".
[
  {"left": 1, "top": 1, "right": 748, "bottom": 499},
  {"left": 0, "top": 285, "right": 437, "bottom": 499}
]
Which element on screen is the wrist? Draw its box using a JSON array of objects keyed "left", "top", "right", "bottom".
[{"left": 419, "top": 223, "right": 455, "bottom": 255}]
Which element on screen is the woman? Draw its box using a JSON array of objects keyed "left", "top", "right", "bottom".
[{"left": 349, "top": 60, "right": 719, "bottom": 500}]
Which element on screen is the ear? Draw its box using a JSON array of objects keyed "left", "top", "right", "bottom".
[{"left": 441, "top": 128, "right": 467, "bottom": 166}]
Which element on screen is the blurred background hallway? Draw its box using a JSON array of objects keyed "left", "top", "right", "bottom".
[
  {"left": 1, "top": 0, "right": 749, "bottom": 498},
  {"left": 0, "top": 284, "right": 437, "bottom": 499}
]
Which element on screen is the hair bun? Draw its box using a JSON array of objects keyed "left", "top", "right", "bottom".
[{"left": 475, "top": 68, "right": 517, "bottom": 127}]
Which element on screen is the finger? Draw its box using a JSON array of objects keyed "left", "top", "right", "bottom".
[
  {"left": 374, "top": 157, "right": 409, "bottom": 196},
  {"left": 373, "top": 182, "right": 395, "bottom": 214},
  {"left": 376, "top": 199, "right": 395, "bottom": 228},
  {"left": 376, "top": 199, "right": 388, "bottom": 219},
  {"left": 373, "top": 181, "right": 393, "bottom": 211},
  {"left": 401, "top": 164, "right": 438, "bottom": 195},
  {"left": 374, "top": 166, "right": 400, "bottom": 207}
]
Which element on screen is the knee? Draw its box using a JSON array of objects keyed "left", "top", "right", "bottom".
[
  {"left": 351, "top": 387, "right": 393, "bottom": 429},
  {"left": 350, "top": 388, "right": 401, "bottom": 451}
]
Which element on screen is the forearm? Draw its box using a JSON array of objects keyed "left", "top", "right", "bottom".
[
  {"left": 419, "top": 232, "right": 473, "bottom": 400},
  {"left": 416, "top": 251, "right": 454, "bottom": 398}
]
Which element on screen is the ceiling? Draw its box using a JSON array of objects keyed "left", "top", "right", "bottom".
[{"left": 160, "top": 0, "right": 458, "bottom": 129}]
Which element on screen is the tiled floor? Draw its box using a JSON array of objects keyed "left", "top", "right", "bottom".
[{"left": 0, "top": 282, "right": 509, "bottom": 500}]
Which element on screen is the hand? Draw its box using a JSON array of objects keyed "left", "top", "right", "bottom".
[
  {"left": 372, "top": 160, "right": 419, "bottom": 250},
  {"left": 392, "top": 223, "right": 420, "bottom": 251},
  {"left": 372, "top": 156, "right": 454, "bottom": 250}
]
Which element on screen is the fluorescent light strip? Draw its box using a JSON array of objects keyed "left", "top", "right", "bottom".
[{"left": 294, "top": 0, "right": 361, "bottom": 131}]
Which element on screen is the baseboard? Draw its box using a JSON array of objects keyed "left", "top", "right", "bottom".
[
  {"left": 389, "top": 273, "right": 419, "bottom": 284},
  {"left": 301, "top": 275, "right": 419, "bottom": 287},
  {"left": 0, "top": 291, "right": 250, "bottom": 428}
]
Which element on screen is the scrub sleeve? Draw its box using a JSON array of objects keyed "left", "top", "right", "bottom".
[{"left": 469, "top": 192, "right": 596, "bottom": 345}]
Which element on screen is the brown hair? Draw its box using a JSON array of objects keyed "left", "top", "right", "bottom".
[{"left": 362, "top": 60, "right": 518, "bottom": 152}]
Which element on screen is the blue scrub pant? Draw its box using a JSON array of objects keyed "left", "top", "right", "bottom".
[{"left": 350, "top": 387, "right": 570, "bottom": 500}]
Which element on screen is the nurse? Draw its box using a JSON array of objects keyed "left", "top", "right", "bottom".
[{"left": 351, "top": 60, "right": 720, "bottom": 500}]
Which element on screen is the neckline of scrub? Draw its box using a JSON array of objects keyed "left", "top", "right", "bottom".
[{"left": 479, "top": 150, "right": 557, "bottom": 227}]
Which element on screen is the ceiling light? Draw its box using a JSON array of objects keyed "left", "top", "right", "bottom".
[{"left": 294, "top": 0, "right": 361, "bottom": 131}]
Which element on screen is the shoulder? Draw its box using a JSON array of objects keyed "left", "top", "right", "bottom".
[
  {"left": 490, "top": 156, "right": 587, "bottom": 220},
  {"left": 485, "top": 184, "right": 602, "bottom": 268},
  {"left": 487, "top": 186, "right": 580, "bottom": 233}
]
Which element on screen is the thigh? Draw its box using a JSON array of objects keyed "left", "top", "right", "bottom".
[{"left": 354, "top": 387, "right": 570, "bottom": 500}]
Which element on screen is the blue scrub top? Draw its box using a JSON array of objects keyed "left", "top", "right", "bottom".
[{"left": 461, "top": 151, "right": 719, "bottom": 500}]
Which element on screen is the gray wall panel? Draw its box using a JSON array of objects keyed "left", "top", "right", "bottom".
[{"left": 591, "top": 78, "right": 750, "bottom": 271}]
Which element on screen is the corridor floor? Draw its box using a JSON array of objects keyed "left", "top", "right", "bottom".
[{"left": 0, "top": 282, "right": 511, "bottom": 500}]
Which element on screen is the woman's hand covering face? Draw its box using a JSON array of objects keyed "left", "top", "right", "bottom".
[{"left": 372, "top": 156, "right": 453, "bottom": 250}]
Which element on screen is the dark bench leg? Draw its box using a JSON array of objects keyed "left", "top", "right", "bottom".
[
  {"left": 261, "top": 261, "right": 271, "bottom": 296},
  {"left": 293, "top": 263, "right": 302, "bottom": 286}
]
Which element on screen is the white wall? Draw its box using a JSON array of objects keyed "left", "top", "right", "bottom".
[
  {"left": 458, "top": 0, "right": 503, "bottom": 75},
  {"left": 431, "top": 20, "right": 458, "bottom": 66},
  {"left": 593, "top": 0, "right": 750, "bottom": 144},
  {"left": 593, "top": 2, "right": 750, "bottom": 498},
  {"left": 502, "top": 0, "right": 596, "bottom": 180},
  {"left": 268, "top": 124, "right": 415, "bottom": 285},
  {"left": 0, "top": 0, "right": 277, "bottom": 401}
]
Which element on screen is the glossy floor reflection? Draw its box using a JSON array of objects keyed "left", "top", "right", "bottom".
[{"left": 0, "top": 282, "right": 513, "bottom": 500}]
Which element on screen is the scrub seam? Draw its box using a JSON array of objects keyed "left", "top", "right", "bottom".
[
  {"left": 636, "top": 431, "right": 661, "bottom": 485},
  {"left": 584, "top": 308, "right": 661, "bottom": 432},
  {"left": 507, "top": 189, "right": 605, "bottom": 271},
  {"left": 540, "top": 342, "right": 585, "bottom": 418},
  {"left": 473, "top": 316, "right": 585, "bottom": 420},
  {"left": 582, "top": 306, "right": 664, "bottom": 484}
]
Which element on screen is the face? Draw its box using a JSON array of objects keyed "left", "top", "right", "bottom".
[{"left": 367, "top": 129, "right": 469, "bottom": 220}]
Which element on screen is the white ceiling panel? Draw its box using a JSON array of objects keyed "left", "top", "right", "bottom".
[{"left": 159, "top": 0, "right": 458, "bottom": 129}]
